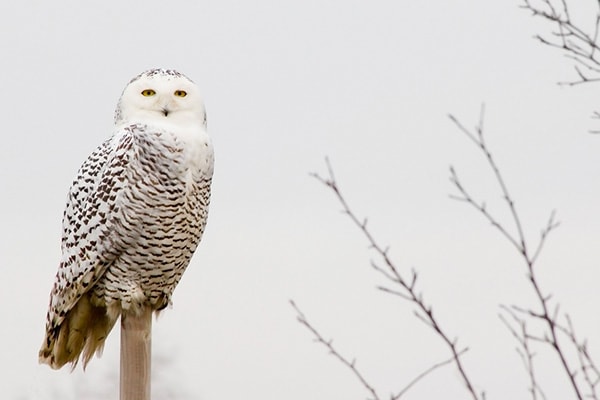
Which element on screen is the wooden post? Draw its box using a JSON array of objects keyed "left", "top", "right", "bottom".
[{"left": 120, "top": 306, "right": 152, "bottom": 400}]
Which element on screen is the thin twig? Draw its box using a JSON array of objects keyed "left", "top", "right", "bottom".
[
  {"left": 311, "top": 159, "right": 482, "bottom": 400},
  {"left": 290, "top": 300, "right": 380, "bottom": 400},
  {"left": 522, "top": 0, "right": 600, "bottom": 132},
  {"left": 555, "top": 315, "right": 600, "bottom": 399},
  {"left": 522, "top": 0, "right": 600, "bottom": 85},
  {"left": 499, "top": 306, "right": 547, "bottom": 400},
  {"left": 449, "top": 109, "right": 590, "bottom": 400},
  {"left": 392, "top": 348, "right": 470, "bottom": 399},
  {"left": 521, "top": 0, "right": 600, "bottom": 133},
  {"left": 290, "top": 300, "right": 469, "bottom": 399}
]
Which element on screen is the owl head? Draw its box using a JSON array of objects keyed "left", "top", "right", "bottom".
[{"left": 114, "top": 69, "right": 206, "bottom": 127}]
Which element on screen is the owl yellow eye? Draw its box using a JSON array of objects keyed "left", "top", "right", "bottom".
[
  {"left": 141, "top": 89, "right": 156, "bottom": 97},
  {"left": 174, "top": 90, "right": 187, "bottom": 97}
]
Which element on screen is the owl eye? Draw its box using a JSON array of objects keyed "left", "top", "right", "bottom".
[
  {"left": 174, "top": 90, "right": 187, "bottom": 97},
  {"left": 141, "top": 89, "right": 156, "bottom": 97}
]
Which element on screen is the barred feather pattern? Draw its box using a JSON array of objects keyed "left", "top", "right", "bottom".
[{"left": 40, "top": 96, "right": 214, "bottom": 369}]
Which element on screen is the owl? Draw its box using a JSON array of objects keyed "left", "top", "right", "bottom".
[{"left": 39, "top": 69, "right": 214, "bottom": 369}]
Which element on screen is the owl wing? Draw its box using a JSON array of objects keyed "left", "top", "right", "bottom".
[{"left": 42, "top": 130, "right": 135, "bottom": 345}]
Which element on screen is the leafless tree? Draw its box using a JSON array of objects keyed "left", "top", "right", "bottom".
[
  {"left": 292, "top": 162, "right": 481, "bottom": 399},
  {"left": 449, "top": 106, "right": 599, "bottom": 400},
  {"left": 294, "top": 109, "right": 598, "bottom": 399},
  {"left": 291, "top": 299, "right": 470, "bottom": 400},
  {"left": 522, "top": 0, "right": 600, "bottom": 131},
  {"left": 522, "top": 0, "right": 600, "bottom": 86},
  {"left": 292, "top": 2, "right": 600, "bottom": 399}
]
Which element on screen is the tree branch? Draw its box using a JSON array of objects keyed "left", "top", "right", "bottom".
[
  {"left": 310, "top": 159, "right": 482, "bottom": 400},
  {"left": 290, "top": 300, "right": 380, "bottom": 400},
  {"left": 449, "top": 108, "right": 592, "bottom": 400},
  {"left": 499, "top": 306, "right": 547, "bottom": 400},
  {"left": 522, "top": 0, "right": 600, "bottom": 85},
  {"left": 290, "top": 300, "right": 470, "bottom": 399}
]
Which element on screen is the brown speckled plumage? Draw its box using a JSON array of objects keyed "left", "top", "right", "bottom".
[{"left": 39, "top": 69, "right": 214, "bottom": 369}]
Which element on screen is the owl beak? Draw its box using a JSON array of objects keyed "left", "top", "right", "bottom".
[{"left": 161, "top": 107, "right": 170, "bottom": 117}]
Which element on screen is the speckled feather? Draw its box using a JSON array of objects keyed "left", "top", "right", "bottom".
[{"left": 39, "top": 69, "right": 214, "bottom": 369}]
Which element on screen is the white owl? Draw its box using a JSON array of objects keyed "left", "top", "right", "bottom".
[{"left": 39, "top": 69, "right": 214, "bottom": 369}]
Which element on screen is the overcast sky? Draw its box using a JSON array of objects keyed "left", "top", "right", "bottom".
[{"left": 1, "top": 1, "right": 600, "bottom": 399}]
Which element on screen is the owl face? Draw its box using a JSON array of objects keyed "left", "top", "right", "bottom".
[{"left": 115, "top": 69, "right": 206, "bottom": 127}]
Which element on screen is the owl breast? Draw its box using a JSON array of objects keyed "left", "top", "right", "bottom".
[{"left": 91, "top": 123, "right": 213, "bottom": 313}]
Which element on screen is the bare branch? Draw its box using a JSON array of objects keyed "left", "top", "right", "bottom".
[
  {"left": 449, "top": 165, "right": 523, "bottom": 252},
  {"left": 311, "top": 159, "right": 482, "bottom": 400},
  {"left": 291, "top": 300, "right": 469, "bottom": 400},
  {"left": 377, "top": 286, "right": 414, "bottom": 301},
  {"left": 392, "top": 348, "right": 470, "bottom": 400},
  {"left": 522, "top": 0, "right": 600, "bottom": 85},
  {"left": 531, "top": 210, "right": 560, "bottom": 265},
  {"left": 523, "top": 0, "right": 600, "bottom": 131},
  {"left": 555, "top": 315, "right": 600, "bottom": 399},
  {"left": 499, "top": 306, "right": 547, "bottom": 400},
  {"left": 449, "top": 109, "right": 592, "bottom": 399},
  {"left": 290, "top": 300, "right": 381, "bottom": 400}
]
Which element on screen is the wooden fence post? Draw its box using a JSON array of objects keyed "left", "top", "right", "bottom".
[{"left": 120, "top": 306, "right": 152, "bottom": 400}]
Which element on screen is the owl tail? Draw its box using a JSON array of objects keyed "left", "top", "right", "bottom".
[{"left": 39, "top": 293, "right": 119, "bottom": 370}]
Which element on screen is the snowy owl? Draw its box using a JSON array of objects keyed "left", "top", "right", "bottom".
[{"left": 39, "top": 69, "right": 214, "bottom": 369}]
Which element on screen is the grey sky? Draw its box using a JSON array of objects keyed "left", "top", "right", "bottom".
[{"left": 1, "top": 1, "right": 599, "bottom": 399}]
